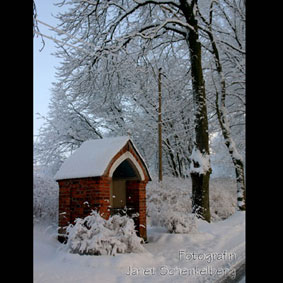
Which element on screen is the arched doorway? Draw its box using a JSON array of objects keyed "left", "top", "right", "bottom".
[{"left": 110, "top": 158, "right": 141, "bottom": 216}]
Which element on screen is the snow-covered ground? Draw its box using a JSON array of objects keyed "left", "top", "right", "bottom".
[{"left": 34, "top": 211, "right": 245, "bottom": 283}]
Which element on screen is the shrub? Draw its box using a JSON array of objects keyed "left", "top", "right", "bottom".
[
  {"left": 66, "top": 211, "right": 145, "bottom": 256},
  {"left": 159, "top": 207, "right": 197, "bottom": 233},
  {"left": 33, "top": 169, "right": 59, "bottom": 223},
  {"left": 209, "top": 178, "right": 237, "bottom": 221},
  {"left": 146, "top": 177, "right": 196, "bottom": 233},
  {"left": 146, "top": 177, "right": 237, "bottom": 231}
]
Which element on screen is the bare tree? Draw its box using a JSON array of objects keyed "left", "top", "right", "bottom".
[
  {"left": 43, "top": 0, "right": 212, "bottom": 221},
  {"left": 197, "top": 0, "right": 246, "bottom": 210}
]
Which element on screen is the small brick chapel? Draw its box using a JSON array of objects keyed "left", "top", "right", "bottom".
[{"left": 54, "top": 136, "right": 151, "bottom": 242}]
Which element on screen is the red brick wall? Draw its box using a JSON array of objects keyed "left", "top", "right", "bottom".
[
  {"left": 126, "top": 180, "right": 147, "bottom": 241},
  {"left": 58, "top": 177, "right": 148, "bottom": 241},
  {"left": 58, "top": 176, "right": 111, "bottom": 238}
]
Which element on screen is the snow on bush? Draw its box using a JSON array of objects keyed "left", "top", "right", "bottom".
[
  {"left": 147, "top": 177, "right": 237, "bottom": 230},
  {"left": 160, "top": 206, "right": 197, "bottom": 234},
  {"left": 33, "top": 168, "right": 59, "bottom": 223},
  {"left": 147, "top": 177, "right": 197, "bottom": 233},
  {"left": 209, "top": 178, "right": 237, "bottom": 221},
  {"left": 66, "top": 211, "right": 145, "bottom": 256}
]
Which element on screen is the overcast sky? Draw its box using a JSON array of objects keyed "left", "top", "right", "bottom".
[{"left": 33, "top": 0, "right": 62, "bottom": 139}]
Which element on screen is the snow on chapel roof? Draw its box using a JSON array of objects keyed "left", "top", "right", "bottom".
[{"left": 54, "top": 136, "right": 148, "bottom": 181}]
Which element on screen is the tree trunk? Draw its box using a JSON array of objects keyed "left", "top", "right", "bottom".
[
  {"left": 216, "top": 103, "right": 246, "bottom": 210},
  {"left": 158, "top": 68, "right": 163, "bottom": 182},
  {"left": 180, "top": 0, "right": 211, "bottom": 222},
  {"left": 165, "top": 138, "right": 179, "bottom": 177},
  {"left": 205, "top": 13, "right": 246, "bottom": 211},
  {"left": 191, "top": 171, "right": 210, "bottom": 219}
]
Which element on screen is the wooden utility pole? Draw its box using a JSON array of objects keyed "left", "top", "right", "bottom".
[{"left": 158, "top": 68, "right": 162, "bottom": 182}]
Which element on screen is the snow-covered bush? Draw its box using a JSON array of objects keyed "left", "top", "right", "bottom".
[
  {"left": 160, "top": 207, "right": 197, "bottom": 234},
  {"left": 33, "top": 168, "right": 59, "bottom": 223},
  {"left": 209, "top": 178, "right": 237, "bottom": 221},
  {"left": 66, "top": 211, "right": 145, "bottom": 256},
  {"left": 147, "top": 176, "right": 237, "bottom": 229},
  {"left": 147, "top": 177, "right": 196, "bottom": 233}
]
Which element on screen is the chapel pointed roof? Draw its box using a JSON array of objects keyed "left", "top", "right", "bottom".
[{"left": 54, "top": 136, "right": 151, "bottom": 181}]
